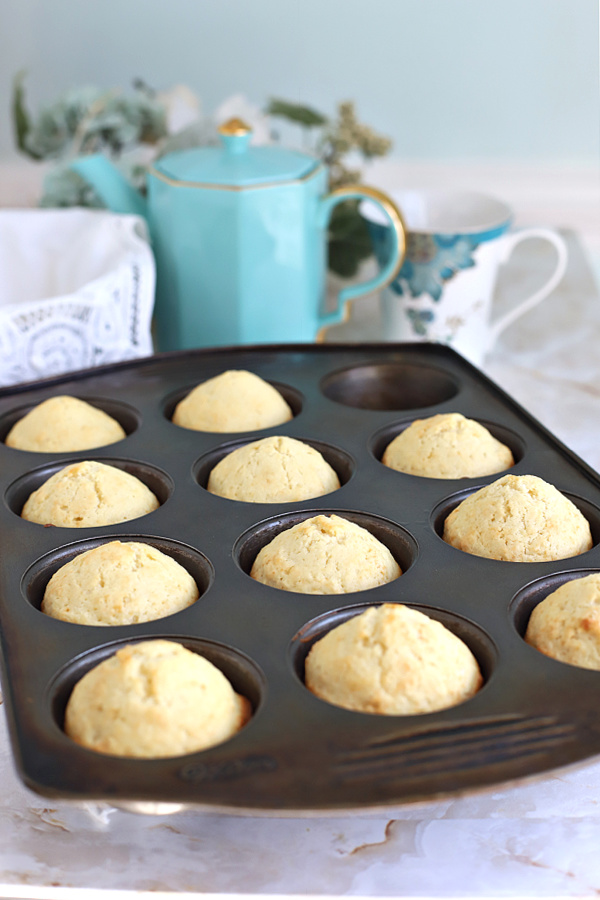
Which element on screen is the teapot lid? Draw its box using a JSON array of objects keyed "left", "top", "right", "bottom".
[{"left": 152, "top": 118, "right": 320, "bottom": 187}]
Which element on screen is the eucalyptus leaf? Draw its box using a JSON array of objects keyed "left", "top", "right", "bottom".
[
  {"left": 266, "top": 98, "right": 328, "bottom": 128},
  {"left": 11, "top": 70, "right": 40, "bottom": 159},
  {"left": 39, "top": 164, "right": 105, "bottom": 209}
]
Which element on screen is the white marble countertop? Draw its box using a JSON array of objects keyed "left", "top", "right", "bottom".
[{"left": 2, "top": 162, "right": 600, "bottom": 898}]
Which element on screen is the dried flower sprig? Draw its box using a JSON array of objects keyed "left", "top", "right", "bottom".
[{"left": 319, "top": 100, "right": 393, "bottom": 189}]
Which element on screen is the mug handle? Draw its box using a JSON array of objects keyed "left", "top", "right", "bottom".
[
  {"left": 490, "top": 228, "right": 568, "bottom": 343},
  {"left": 316, "top": 185, "right": 406, "bottom": 334}
]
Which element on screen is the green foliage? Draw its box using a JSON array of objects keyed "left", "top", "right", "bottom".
[
  {"left": 12, "top": 71, "right": 39, "bottom": 158},
  {"left": 12, "top": 74, "right": 167, "bottom": 164},
  {"left": 265, "top": 98, "right": 328, "bottom": 128},
  {"left": 38, "top": 164, "right": 105, "bottom": 209},
  {"left": 327, "top": 199, "right": 374, "bottom": 278}
]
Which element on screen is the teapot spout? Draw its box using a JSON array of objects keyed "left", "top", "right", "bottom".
[{"left": 70, "top": 154, "right": 148, "bottom": 219}]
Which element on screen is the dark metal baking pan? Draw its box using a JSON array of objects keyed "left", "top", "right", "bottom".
[{"left": 1, "top": 342, "right": 600, "bottom": 814}]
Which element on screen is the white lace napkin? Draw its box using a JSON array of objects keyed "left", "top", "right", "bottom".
[{"left": 0, "top": 208, "right": 155, "bottom": 386}]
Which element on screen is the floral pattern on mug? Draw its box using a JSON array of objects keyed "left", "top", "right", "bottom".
[
  {"left": 390, "top": 234, "right": 480, "bottom": 301},
  {"left": 368, "top": 223, "right": 481, "bottom": 304},
  {"left": 406, "top": 308, "right": 435, "bottom": 336}
]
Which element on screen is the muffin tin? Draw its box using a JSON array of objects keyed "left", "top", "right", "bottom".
[{"left": 2, "top": 342, "right": 600, "bottom": 814}]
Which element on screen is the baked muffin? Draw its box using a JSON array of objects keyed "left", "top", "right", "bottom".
[
  {"left": 64, "top": 639, "right": 250, "bottom": 758},
  {"left": 382, "top": 413, "right": 514, "bottom": 479},
  {"left": 172, "top": 369, "right": 293, "bottom": 433},
  {"left": 42, "top": 541, "right": 199, "bottom": 626},
  {"left": 443, "top": 474, "right": 592, "bottom": 562},
  {"left": 207, "top": 435, "right": 340, "bottom": 503},
  {"left": 525, "top": 573, "right": 600, "bottom": 670},
  {"left": 305, "top": 604, "right": 482, "bottom": 715},
  {"left": 21, "top": 460, "right": 159, "bottom": 528},
  {"left": 250, "top": 514, "right": 401, "bottom": 594},
  {"left": 5, "top": 395, "right": 126, "bottom": 452}
]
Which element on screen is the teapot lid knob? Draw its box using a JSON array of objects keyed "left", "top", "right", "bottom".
[
  {"left": 218, "top": 118, "right": 253, "bottom": 156},
  {"left": 218, "top": 117, "right": 252, "bottom": 137}
]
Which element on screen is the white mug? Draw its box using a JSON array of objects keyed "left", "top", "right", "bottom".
[{"left": 361, "top": 189, "right": 568, "bottom": 366}]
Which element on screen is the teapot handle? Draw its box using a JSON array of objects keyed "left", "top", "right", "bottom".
[{"left": 317, "top": 185, "right": 406, "bottom": 335}]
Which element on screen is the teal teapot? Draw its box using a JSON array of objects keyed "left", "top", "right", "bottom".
[{"left": 72, "top": 118, "right": 406, "bottom": 351}]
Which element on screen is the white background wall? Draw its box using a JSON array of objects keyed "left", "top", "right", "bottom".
[{"left": 0, "top": 0, "right": 598, "bottom": 163}]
